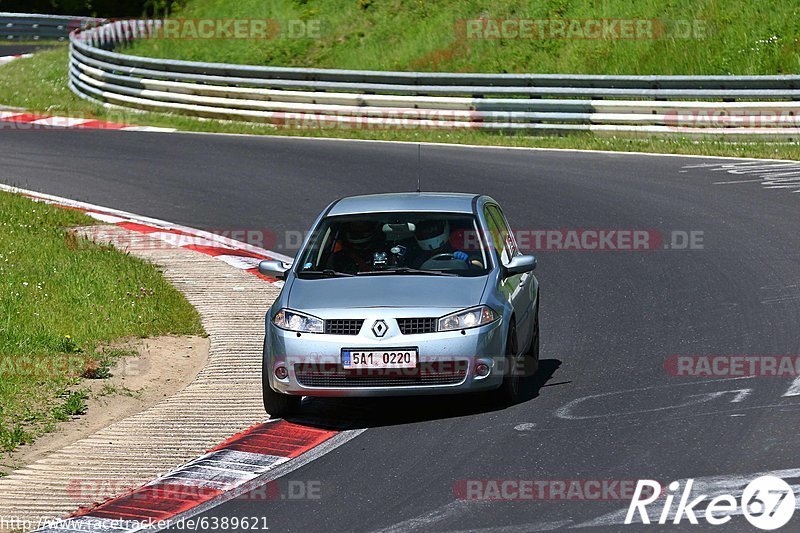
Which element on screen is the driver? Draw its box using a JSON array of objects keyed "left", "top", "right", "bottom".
[
  {"left": 328, "top": 220, "right": 382, "bottom": 273},
  {"left": 410, "top": 219, "right": 470, "bottom": 268}
]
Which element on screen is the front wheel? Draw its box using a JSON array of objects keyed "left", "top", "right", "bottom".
[
  {"left": 493, "top": 321, "right": 521, "bottom": 405},
  {"left": 262, "top": 378, "right": 301, "bottom": 418}
]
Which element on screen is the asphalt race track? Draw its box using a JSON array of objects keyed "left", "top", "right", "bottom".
[{"left": 1, "top": 128, "right": 799, "bottom": 531}]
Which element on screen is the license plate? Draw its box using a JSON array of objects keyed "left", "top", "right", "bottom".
[{"left": 342, "top": 349, "right": 418, "bottom": 369}]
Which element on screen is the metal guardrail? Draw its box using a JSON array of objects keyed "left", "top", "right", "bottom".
[
  {"left": 0, "top": 12, "right": 103, "bottom": 41},
  {"left": 27, "top": 17, "right": 800, "bottom": 136}
]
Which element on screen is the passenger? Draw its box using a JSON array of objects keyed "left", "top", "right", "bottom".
[{"left": 328, "top": 220, "right": 382, "bottom": 273}]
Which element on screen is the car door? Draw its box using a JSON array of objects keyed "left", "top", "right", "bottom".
[{"left": 484, "top": 204, "right": 534, "bottom": 349}]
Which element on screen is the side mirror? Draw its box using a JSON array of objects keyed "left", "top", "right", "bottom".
[
  {"left": 258, "top": 259, "right": 291, "bottom": 280},
  {"left": 504, "top": 255, "right": 537, "bottom": 277}
]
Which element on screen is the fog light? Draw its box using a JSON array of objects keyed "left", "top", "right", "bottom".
[
  {"left": 274, "top": 366, "right": 289, "bottom": 380},
  {"left": 475, "top": 362, "right": 490, "bottom": 377}
]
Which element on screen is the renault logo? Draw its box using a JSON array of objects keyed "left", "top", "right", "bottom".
[{"left": 371, "top": 320, "right": 388, "bottom": 337}]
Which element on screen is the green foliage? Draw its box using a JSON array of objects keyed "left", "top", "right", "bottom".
[
  {"left": 0, "top": 424, "right": 31, "bottom": 452},
  {"left": 54, "top": 390, "right": 89, "bottom": 419},
  {"left": 121, "top": 0, "right": 800, "bottom": 75}
]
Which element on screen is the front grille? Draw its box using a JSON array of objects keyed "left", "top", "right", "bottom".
[
  {"left": 324, "top": 319, "right": 364, "bottom": 335},
  {"left": 397, "top": 317, "right": 437, "bottom": 335},
  {"left": 294, "top": 362, "right": 467, "bottom": 388}
]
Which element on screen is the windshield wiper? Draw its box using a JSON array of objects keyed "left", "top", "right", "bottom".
[
  {"left": 356, "top": 267, "right": 457, "bottom": 277},
  {"left": 296, "top": 269, "right": 354, "bottom": 278}
]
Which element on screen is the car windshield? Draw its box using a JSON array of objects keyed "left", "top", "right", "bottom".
[{"left": 296, "top": 212, "right": 491, "bottom": 277}]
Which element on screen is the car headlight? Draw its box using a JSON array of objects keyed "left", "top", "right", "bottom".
[
  {"left": 438, "top": 306, "right": 499, "bottom": 332},
  {"left": 272, "top": 309, "right": 324, "bottom": 333}
]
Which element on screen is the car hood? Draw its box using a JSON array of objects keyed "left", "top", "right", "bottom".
[{"left": 287, "top": 275, "right": 489, "bottom": 310}]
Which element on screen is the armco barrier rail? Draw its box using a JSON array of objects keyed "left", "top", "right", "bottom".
[
  {"left": 40, "top": 17, "right": 800, "bottom": 136},
  {"left": 0, "top": 12, "right": 102, "bottom": 41}
]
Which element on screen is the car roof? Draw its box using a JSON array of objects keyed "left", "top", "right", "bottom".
[{"left": 327, "top": 192, "right": 483, "bottom": 216}]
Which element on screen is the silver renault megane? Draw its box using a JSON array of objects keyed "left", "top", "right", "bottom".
[{"left": 258, "top": 192, "right": 540, "bottom": 416}]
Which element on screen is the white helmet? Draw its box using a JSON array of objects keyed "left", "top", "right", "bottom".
[{"left": 415, "top": 220, "right": 450, "bottom": 251}]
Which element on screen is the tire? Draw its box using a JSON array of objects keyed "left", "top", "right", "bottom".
[
  {"left": 525, "top": 300, "right": 540, "bottom": 377},
  {"left": 493, "top": 321, "right": 521, "bottom": 405},
  {"left": 262, "top": 376, "right": 301, "bottom": 418}
]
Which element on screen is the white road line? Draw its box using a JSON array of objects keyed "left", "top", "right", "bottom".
[
  {"left": 29, "top": 117, "right": 94, "bottom": 127},
  {"left": 85, "top": 211, "right": 129, "bottom": 224},
  {"left": 713, "top": 178, "right": 766, "bottom": 184},
  {"left": 555, "top": 377, "right": 756, "bottom": 420},
  {"left": 784, "top": 375, "right": 800, "bottom": 397},
  {"left": 684, "top": 161, "right": 800, "bottom": 192},
  {"left": 373, "top": 500, "right": 489, "bottom": 533},
  {"left": 120, "top": 126, "right": 178, "bottom": 132},
  {"left": 178, "top": 130, "right": 800, "bottom": 163},
  {"left": 216, "top": 254, "right": 262, "bottom": 269},
  {"left": 452, "top": 521, "right": 575, "bottom": 532}
]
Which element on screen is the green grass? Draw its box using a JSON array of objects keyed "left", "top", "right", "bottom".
[
  {"left": 52, "top": 391, "right": 89, "bottom": 422},
  {"left": 121, "top": 0, "right": 800, "bottom": 75},
  {"left": 0, "top": 191, "right": 204, "bottom": 453}
]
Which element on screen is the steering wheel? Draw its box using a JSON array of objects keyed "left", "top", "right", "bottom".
[{"left": 426, "top": 252, "right": 477, "bottom": 270}]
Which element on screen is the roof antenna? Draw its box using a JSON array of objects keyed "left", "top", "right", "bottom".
[{"left": 416, "top": 143, "right": 422, "bottom": 193}]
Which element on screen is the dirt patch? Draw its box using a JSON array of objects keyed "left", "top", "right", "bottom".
[{"left": 0, "top": 335, "right": 208, "bottom": 475}]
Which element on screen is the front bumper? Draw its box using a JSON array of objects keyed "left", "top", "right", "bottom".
[{"left": 264, "top": 316, "right": 505, "bottom": 397}]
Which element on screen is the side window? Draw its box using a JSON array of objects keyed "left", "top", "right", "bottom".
[
  {"left": 495, "top": 206, "right": 522, "bottom": 256},
  {"left": 483, "top": 205, "right": 512, "bottom": 266},
  {"left": 487, "top": 205, "right": 518, "bottom": 258}
]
